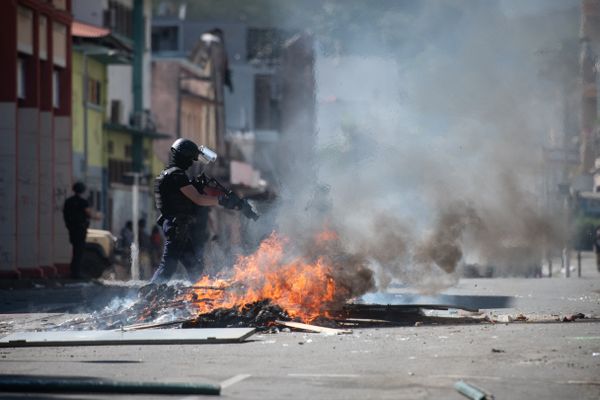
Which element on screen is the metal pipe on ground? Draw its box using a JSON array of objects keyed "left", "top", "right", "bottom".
[
  {"left": 454, "top": 380, "right": 488, "bottom": 400},
  {"left": 0, "top": 375, "right": 221, "bottom": 396}
]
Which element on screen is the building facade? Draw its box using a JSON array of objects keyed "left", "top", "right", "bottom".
[
  {"left": 73, "top": 0, "right": 167, "bottom": 234},
  {"left": 151, "top": 57, "right": 220, "bottom": 168},
  {"left": 0, "top": 0, "right": 73, "bottom": 278},
  {"left": 151, "top": 17, "right": 299, "bottom": 191},
  {"left": 580, "top": 0, "right": 600, "bottom": 174}
]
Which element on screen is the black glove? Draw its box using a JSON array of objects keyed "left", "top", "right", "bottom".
[{"left": 218, "top": 194, "right": 241, "bottom": 210}]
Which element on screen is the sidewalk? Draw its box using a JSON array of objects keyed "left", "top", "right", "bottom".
[{"left": 0, "top": 280, "right": 137, "bottom": 314}]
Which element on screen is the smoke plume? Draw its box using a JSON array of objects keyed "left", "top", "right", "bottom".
[{"left": 250, "top": 0, "right": 579, "bottom": 297}]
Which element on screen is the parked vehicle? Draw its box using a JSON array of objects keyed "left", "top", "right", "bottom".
[
  {"left": 83, "top": 229, "right": 118, "bottom": 279},
  {"left": 461, "top": 246, "right": 542, "bottom": 278}
]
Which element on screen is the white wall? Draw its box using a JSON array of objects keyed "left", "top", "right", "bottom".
[
  {"left": 39, "top": 111, "right": 54, "bottom": 267},
  {"left": 107, "top": 64, "right": 133, "bottom": 124},
  {"left": 53, "top": 115, "right": 71, "bottom": 265},
  {"left": 71, "top": 0, "right": 105, "bottom": 26},
  {"left": 17, "top": 108, "right": 39, "bottom": 269}
]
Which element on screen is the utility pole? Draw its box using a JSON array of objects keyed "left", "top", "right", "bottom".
[
  {"left": 132, "top": 0, "right": 144, "bottom": 172},
  {"left": 129, "top": 0, "right": 144, "bottom": 280},
  {"left": 82, "top": 52, "right": 88, "bottom": 181},
  {"left": 126, "top": 172, "right": 143, "bottom": 280}
]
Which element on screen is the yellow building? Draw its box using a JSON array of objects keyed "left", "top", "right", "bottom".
[{"left": 72, "top": 20, "right": 167, "bottom": 231}]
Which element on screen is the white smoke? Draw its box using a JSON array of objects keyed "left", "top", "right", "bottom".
[{"left": 255, "top": 0, "right": 579, "bottom": 293}]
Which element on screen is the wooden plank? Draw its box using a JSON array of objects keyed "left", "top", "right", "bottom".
[
  {"left": 0, "top": 328, "right": 256, "bottom": 347},
  {"left": 275, "top": 320, "right": 352, "bottom": 335}
]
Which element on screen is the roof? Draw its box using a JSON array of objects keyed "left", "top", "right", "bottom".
[
  {"left": 72, "top": 20, "right": 110, "bottom": 38},
  {"left": 104, "top": 123, "right": 171, "bottom": 140}
]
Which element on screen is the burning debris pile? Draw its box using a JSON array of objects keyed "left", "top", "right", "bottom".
[
  {"left": 49, "top": 228, "right": 523, "bottom": 333},
  {"left": 54, "top": 283, "right": 196, "bottom": 331},
  {"left": 185, "top": 231, "right": 375, "bottom": 323},
  {"left": 56, "top": 230, "right": 376, "bottom": 331},
  {"left": 55, "top": 283, "right": 295, "bottom": 331},
  {"left": 183, "top": 300, "right": 290, "bottom": 328}
]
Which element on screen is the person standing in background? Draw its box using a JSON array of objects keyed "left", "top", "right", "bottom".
[
  {"left": 594, "top": 226, "right": 600, "bottom": 273},
  {"left": 63, "top": 182, "right": 100, "bottom": 279}
]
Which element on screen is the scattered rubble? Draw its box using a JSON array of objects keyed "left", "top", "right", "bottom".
[
  {"left": 9, "top": 281, "right": 574, "bottom": 334},
  {"left": 562, "top": 313, "right": 586, "bottom": 322},
  {"left": 183, "top": 300, "right": 291, "bottom": 329}
]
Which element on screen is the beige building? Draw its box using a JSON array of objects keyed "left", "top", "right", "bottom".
[{"left": 151, "top": 57, "right": 220, "bottom": 168}]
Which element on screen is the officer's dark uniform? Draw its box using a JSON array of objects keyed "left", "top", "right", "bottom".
[
  {"left": 151, "top": 138, "right": 245, "bottom": 283},
  {"left": 151, "top": 137, "right": 216, "bottom": 283},
  {"left": 151, "top": 165, "right": 206, "bottom": 282},
  {"left": 63, "top": 183, "right": 90, "bottom": 279}
]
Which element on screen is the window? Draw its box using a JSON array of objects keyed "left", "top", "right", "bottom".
[
  {"left": 104, "top": 0, "right": 133, "bottom": 39},
  {"left": 254, "top": 74, "right": 280, "bottom": 130},
  {"left": 107, "top": 140, "right": 114, "bottom": 155},
  {"left": 52, "top": 0, "right": 66, "bottom": 11},
  {"left": 17, "top": 6, "right": 33, "bottom": 55},
  {"left": 247, "top": 28, "right": 286, "bottom": 64},
  {"left": 108, "top": 159, "right": 133, "bottom": 184},
  {"left": 124, "top": 144, "right": 132, "bottom": 158},
  {"left": 110, "top": 100, "right": 122, "bottom": 124},
  {"left": 39, "top": 16, "right": 47, "bottom": 60},
  {"left": 53, "top": 23, "right": 67, "bottom": 67},
  {"left": 52, "top": 69, "right": 60, "bottom": 108},
  {"left": 151, "top": 26, "right": 179, "bottom": 52},
  {"left": 87, "top": 78, "right": 101, "bottom": 105},
  {"left": 17, "top": 58, "right": 26, "bottom": 100}
]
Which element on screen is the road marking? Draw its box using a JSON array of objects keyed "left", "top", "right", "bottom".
[
  {"left": 565, "top": 380, "right": 600, "bottom": 386},
  {"left": 178, "top": 375, "right": 251, "bottom": 399},
  {"left": 288, "top": 373, "right": 360, "bottom": 378},
  {"left": 220, "top": 374, "right": 251, "bottom": 389},
  {"left": 567, "top": 336, "right": 600, "bottom": 340}
]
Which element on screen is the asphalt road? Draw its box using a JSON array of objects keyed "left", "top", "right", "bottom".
[{"left": 0, "top": 254, "right": 598, "bottom": 399}]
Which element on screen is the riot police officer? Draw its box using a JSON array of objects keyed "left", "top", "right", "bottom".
[{"left": 151, "top": 138, "right": 238, "bottom": 283}]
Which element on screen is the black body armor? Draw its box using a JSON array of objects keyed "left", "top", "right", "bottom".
[{"left": 154, "top": 166, "right": 196, "bottom": 217}]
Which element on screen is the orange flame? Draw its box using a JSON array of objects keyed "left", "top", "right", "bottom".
[{"left": 188, "top": 231, "right": 339, "bottom": 322}]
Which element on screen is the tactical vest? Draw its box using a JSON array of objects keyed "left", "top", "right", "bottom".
[{"left": 154, "top": 167, "right": 196, "bottom": 217}]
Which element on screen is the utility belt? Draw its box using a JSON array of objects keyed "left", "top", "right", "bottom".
[
  {"left": 157, "top": 213, "right": 196, "bottom": 225},
  {"left": 157, "top": 214, "right": 196, "bottom": 243}
]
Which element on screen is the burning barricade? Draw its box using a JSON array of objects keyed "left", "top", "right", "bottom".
[{"left": 58, "top": 229, "right": 375, "bottom": 331}]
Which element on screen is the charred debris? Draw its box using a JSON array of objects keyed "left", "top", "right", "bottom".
[{"left": 48, "top": 282, "right": 508, "bottom": 333}]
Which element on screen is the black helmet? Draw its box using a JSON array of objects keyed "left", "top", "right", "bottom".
[
  {"left": 171, "top": 138, "right": 200, "bottom": 161},
  {"left": 73, "top": 181, "right": 86, "bottom": 194}
]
